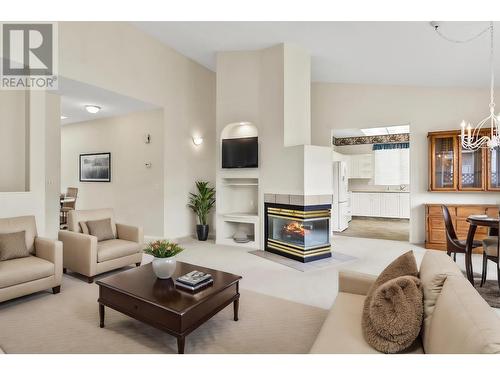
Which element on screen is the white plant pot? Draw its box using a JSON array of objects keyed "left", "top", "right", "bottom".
[{"left": 152, "top": 257, "right": 177, "bottom": 279}]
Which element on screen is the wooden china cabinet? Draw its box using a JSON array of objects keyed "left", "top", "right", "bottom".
[
  {"left": 426, "top": 130, "right": 500, "bottom": 252},
  {"left": 428, "top": 130, "right": 500, "bottom": 192},
  {"left": 487, "top": 145, "right": 500, "bottom": 191}
]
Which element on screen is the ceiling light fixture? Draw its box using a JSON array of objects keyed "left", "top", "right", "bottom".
[
  {"left": 85, "top": 105, "right": 101, "bottom": 114},
  {"left": 433, "top": 21, "right": 499, "bottom": 150}
]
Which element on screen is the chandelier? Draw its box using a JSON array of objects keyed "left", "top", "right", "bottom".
[{"left": 434, "top": 21, "right": 500, "bottom": 150}]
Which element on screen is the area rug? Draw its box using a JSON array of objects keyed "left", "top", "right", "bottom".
[
  {"left": 460, "top": 271, "right": 500, "bottom": 308},
  {"left": 0, "top": 270, "right": 327, "bottom": 354},
  {"left": 475, "top": 280, "right": 500, "bottom": 308},
  {"left": 248, "top": 250, "right": 357, "bottom": 272}
]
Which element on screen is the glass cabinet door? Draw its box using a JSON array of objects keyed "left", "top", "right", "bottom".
[
  {"left": 488, "top": 146, "right": 500, "bottom": 190},
  {"left": 432, "top": 136, "right": 456, "bottom": 190},
  {"left": 459, "top": 146, "right": 484, "bottom": 190}
]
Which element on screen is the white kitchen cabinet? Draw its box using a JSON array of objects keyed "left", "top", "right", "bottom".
[
  {"left": 399, "top": 193, "right": 410, "bottom": 219},
  {"left": 347, "top": 154, "right": 373, "bottom": 179},
  {"left": 351, "top": 192, "right": 370, "bottom": 216},
  {"left": 380, "top": 193, "right": 400, "bottom": 218},
  {"left": 369, "top": 193, "right": 381, "bottom": 216},
  {"left": 350, "top": 192, "right": 410, "bottom": 219},
  {"left": 359, "top": 193, "right": 371, "bottom": 215},
  {"left": 351, "top": 192, "right": 361, "bottom": 215}
]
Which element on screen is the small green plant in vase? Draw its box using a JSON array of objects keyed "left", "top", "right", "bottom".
[
  {"left": 188, "top": 181, "right": 216, "bottom": 241},
  {"left": 144, "top": 240, "right": 184, "bottom": 279}
]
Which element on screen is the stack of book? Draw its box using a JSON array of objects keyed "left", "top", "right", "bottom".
[{"left": 175, "top": 270, "right": 213, "bottom": 293}]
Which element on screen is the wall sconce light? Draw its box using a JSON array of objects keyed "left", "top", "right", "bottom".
[
  {"left": 145, "top": 134, "right": 151, "bottom": 144},
  {"left": 192, "top": 136, "right": 204, "bottom": 146}
]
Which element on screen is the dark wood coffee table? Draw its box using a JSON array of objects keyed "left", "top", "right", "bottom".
[{"left": 96, "top": 262, "right": 242, "bottom": 353}]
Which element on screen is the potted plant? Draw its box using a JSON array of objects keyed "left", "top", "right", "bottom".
[
  {"left": 144, "top": 240, "right": 184, "bottom": 279},
  {"left": 188, "top": 181, "right": 216, "bottom": 241}
]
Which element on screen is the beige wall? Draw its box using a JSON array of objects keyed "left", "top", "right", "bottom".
[
  {"left": 284, "top": 44, "right": 311, "bottom": 147},
  {"left": 3, "top": 23, "right": 216, "bottom": 239},
  {"left": 0, "top": 91, "right": 60, "bottom": 238},
  {"left": 44, "top": 94, "right": 61, "bottom": 238},
  {"left": 259, "top": 45, "right": 307, "bottom": 196},
  {"left": 311, "top": 82, "right": 500, "bottom": 243},
  {"left": 61, "top": 110, "right": 164, "bottom": 237},
  {"left": 0, "top": 91, "right": 28, "bottom": 192},
  {"left": 59, "top": 22, "right": 216, "bottom": 239}
]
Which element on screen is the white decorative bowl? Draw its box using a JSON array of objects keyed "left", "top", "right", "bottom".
[{"left": 152, "top": 257, "right": 177, "bottom": 279}]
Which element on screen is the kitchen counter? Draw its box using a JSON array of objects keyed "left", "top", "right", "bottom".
[{"left": 351, "top": 190, "right": 410, "bottom": 193}]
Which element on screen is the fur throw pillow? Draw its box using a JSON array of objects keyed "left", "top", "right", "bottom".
[
  {"left": 364, "top": 275, "right": 424, "bottom": 353},
  {"left": 362, "top": 251, "right": 423, "bottom": 353}
]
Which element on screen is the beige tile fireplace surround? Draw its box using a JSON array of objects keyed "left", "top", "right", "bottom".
[{"left": 264, "top": 194, "right": 333, "bottom": 206}]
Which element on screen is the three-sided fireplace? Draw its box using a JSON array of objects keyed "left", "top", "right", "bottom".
[{"left": 264, "top": 202, "right": 331, "bottom": 263}]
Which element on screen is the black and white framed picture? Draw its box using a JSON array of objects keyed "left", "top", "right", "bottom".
[{"left": 79, "top": 152, "right": 111, "bottom": 182}]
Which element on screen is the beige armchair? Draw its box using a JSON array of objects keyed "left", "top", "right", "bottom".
[
  {"left": 0, "top": 216, "right": 63, "bottom": 303},
  {"left": 58, "top": 208, "right": 143, "bottom": 283}
]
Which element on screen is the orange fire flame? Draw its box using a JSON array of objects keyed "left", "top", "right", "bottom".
[{"left": 282, "top": 221, "right": 310, "bottom": 237}]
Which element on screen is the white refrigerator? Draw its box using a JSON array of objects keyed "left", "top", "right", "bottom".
[{"left": 332, "top": 161, "right": 350, "bottom": 232}]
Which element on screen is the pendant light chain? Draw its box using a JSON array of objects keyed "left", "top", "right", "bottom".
[
  {"left": 434, "top": 21, "right": 500, "bottom": 150},
  {"left": 490, "top": 22, "right": 495, "bottom": 113},
  {"left": 434, "top": 23, "right": 490, "bottom": 44}
]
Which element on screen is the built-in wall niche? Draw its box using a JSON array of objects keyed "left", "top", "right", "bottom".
[
  {"left": 221, "top": 221, "right": 255, "bottom": 243},
  {"left": 222, "top": 178, "right": 258, "bottom": 187},
  {"left": 219, "top": 179, "right": 258, "bottom": 215},
  {"left": 220, "top": 122, "right": 259, "bottom": 169},
  {"left": 221, "top": 121, "right": 258, "bottom": 140},
  {"left": 216, "top": 121, "right": 260, "bottom": 249}
]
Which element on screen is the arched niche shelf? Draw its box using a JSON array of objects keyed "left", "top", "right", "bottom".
[{"left": 221, "top": 121, "right": 258, "bottom": 140}]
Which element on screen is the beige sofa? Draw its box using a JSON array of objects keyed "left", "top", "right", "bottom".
[
  {"left": 310, "top": 250, "right": 500, "bottom": 354},
  {"left": 0, "top": 216, "right": 63, "bottom": 303},
  {"left": 58, "top": 208, "right": 143, "bottom": 283}
]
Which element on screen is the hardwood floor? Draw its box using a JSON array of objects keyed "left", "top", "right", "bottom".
[{"left": 334, "top": 217, "right": 409, "bottom": 241}]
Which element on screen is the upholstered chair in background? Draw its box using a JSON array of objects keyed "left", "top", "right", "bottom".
[
  {"left": 58, "top": 208, "right": 143, "bottom": 283},
  {"left": 481, "top": 227, "right": 499, "bottom": 288}
]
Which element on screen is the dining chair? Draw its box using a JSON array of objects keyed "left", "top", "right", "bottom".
[
  {"left": 480, "top": 226, "right": 499, "bottom": 288},
  {"left": 441, "top": 205, "right": 482, "bottom": 262},
  {"left": 61, "top": 187, "right": 78, "bottom": 227}
]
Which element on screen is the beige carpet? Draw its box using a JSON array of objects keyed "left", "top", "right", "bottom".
[{"left": 0, "top": 268, "right": 327, "bottom": 354}]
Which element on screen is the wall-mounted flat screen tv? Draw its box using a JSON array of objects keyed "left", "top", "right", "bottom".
[{"left": 222, "top": 137, "right": 258, "bottom": 168}]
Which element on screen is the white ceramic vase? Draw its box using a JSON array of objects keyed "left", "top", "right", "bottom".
[{"left": 152, "top": 257, "right": 177, "bottom": 279}]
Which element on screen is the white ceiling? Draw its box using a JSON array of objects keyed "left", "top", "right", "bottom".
[
  {"left": 133, "top": 21, "right": 499, "bottom": 87},
  {"left": 57, "top": 78, "right": 159, "bottom": 125}
]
